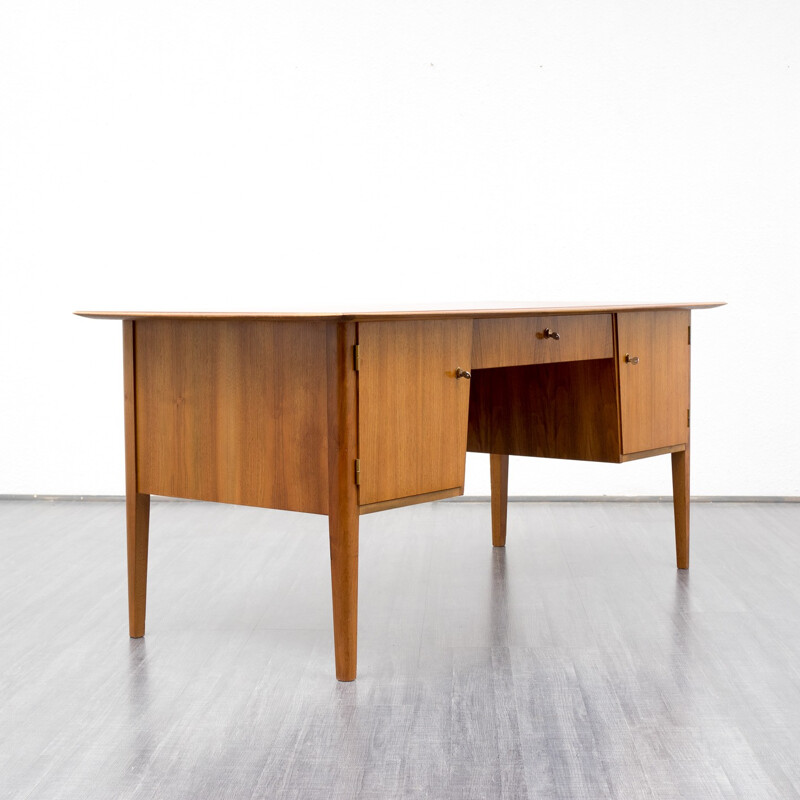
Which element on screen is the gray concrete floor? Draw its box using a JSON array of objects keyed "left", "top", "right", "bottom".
[{"left": 2, "top": 498, "right": 800, "bottom": 799}]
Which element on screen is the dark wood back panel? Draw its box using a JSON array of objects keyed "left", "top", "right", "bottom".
[{"left": 467, "top": 359, "right": 622, "bottom": 463}]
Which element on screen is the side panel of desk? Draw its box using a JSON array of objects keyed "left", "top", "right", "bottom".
[{"left": 133, "top": 319, "right": 331, "bottom": 514}]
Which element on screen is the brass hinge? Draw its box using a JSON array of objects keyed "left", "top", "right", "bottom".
[
  {"left": 354, "top": 458, "right": 361, "bottom": 485},
  {"left": 687, "top": 409, "right": 691, "bottom": 427},
  {"left": 688, "top": 325, "right": 692, "bottom": 345},
  {"left": 353, "top": 344, "right": 360, "bottom": 371}
]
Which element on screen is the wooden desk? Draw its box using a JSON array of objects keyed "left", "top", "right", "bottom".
[{"left": 77, "top": 303, "right": 723, "bottom": 681}]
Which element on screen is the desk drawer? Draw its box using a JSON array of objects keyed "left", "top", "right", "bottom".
[{"left": 471, "top": 314, "right": 613, "bottom": 369}]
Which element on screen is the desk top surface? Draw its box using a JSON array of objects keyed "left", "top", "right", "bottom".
[{"left": 76, "top": 302, "right": 725, "bottom": 323}]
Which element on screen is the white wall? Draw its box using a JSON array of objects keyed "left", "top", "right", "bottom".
[{"left": 1, "top": 0, "right": 798, "bottom": 497}]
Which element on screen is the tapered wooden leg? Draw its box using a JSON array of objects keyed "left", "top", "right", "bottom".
[
  {"left": 490, "top": 453, "right": 509, "bottom": 547},
  {"left": 327, "top": 321, "right": 359, "bottom": 681},
  {"left": 672, "top": 448, "right": 690, "bottom": 569},
  {"left": 127, "top": 492, "right": 150, "bottom": 637},
  {"left": 123, "top": 319, "right": 150, "bottom": 637},
  {"left": 328, "top": 500, "right": 359, "bottom": 681}
]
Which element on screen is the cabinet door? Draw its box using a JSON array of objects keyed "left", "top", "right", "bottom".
[
  {"left": 358, "top": 319, "right": 473, "bottom": 506},
  {"left": 617, "top": 310, "right": 690, "bottom": 454}
]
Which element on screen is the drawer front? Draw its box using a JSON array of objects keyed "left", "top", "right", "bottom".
[{"left": 471, "top": 314, "right": 613, "bottom": 369}]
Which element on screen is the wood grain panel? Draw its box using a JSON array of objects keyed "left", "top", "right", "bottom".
[
  {"left": 472, "top": 314, "right": 613, "bottom": 369},
  {"left": 358, "top": 319, "right": 473, "bottom": 506},
  {"left": 134, "top": 319, "right": 329, "bottom": 513},
  {"left": 617, "top": 310, "right": 690, "bottom": 454},
  {"left": 467, "top": 360, "right": 621, "bottom": 462}
]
